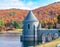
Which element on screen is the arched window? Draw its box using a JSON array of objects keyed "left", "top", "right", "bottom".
[
  {"left": 28, "top": 24, "right": 30, "bottom": 29},
  {"left": 47, "top": 33, "right": 52, "bottom": 41},
  {"left": 54, "top": 33, "right": 58, "bottom": 39},
  {"left": 42, "top": 33, "right": 46, "bottom": 43}
]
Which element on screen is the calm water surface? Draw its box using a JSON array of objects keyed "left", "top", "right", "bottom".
[
  {"left": 0, "top": 33, "right": 36, "bottom": 47},
  {"left": 1, "top": 29, "right": 59, "bottom": 47},
  {"left": 0, "top": 33, "right": 22, "bottom": 47}
]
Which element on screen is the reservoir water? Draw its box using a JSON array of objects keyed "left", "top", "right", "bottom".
[
  {"left": 0, "top": 33, "right": 37, "bottom": 47},
  {"left": 0, "top": 29, "right": 59, "bottom": 47},
  {"left": 0, "top": 33, "right": 22, "bottom": 47}
]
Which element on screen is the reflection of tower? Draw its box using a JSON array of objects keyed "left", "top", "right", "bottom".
[{"left": 21, "top": 11, "right": 39, "bottom": 42}]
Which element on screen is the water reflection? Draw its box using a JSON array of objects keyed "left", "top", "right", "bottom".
[
  {"left": 0, "top": 33, "right": 22, "bottom": 47},
  {"left": 0, "top": 33, "right": 40, "bottom": 47},
  {"left": 22, "top": 41, "right": 38, "bottom": 47}
]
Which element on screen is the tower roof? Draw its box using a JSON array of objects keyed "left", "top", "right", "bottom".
[{"left": 24, "top": 11, "right": 39, "bottom": 22}]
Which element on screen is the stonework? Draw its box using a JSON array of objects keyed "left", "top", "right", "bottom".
[{"left": 21, "top": 11, "right": 59, "bottom": 43}]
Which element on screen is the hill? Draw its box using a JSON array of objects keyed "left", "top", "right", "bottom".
[
  {"left": 33, "top": 2, "right": 60, "bottom": 24},
  {"left": 0, "top": 2, "right": 60, "bottom": 30},
  {"left": 0, "top": 2, "right": 60, "bottom": 24},
  {"left": 0, "top": 9, "right": 28, "bottom": 24}
]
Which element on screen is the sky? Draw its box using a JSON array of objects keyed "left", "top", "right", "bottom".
[{"left": 0, "top": 0, "right": 60, "bottom": 10}]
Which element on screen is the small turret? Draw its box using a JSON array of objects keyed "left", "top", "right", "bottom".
[{"left": 21, "top": 11, "right": 39, "bottom": 41}]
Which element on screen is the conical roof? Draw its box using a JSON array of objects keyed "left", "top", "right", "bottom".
[{"left": 24, "top": 11, "right": 38, "bottom": 22}]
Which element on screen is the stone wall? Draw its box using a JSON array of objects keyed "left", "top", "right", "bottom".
[{"left": 38, "top": 29, "right": 59, "bottom": 43}]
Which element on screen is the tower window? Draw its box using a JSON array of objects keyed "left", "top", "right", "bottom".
[{"left": 28, "top": 24, "right": 30, "bottom": 29}]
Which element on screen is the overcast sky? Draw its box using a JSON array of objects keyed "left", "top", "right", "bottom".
[{"left": 0, "top": 0, "right": 60, "bottom": 10}]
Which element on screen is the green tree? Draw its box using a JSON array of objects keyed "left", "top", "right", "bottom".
[
  {"left": 0, "top": 19, "right": 4, "bottom": 27},
  {"left": 9, "top": 21, "right": 14, "bottom": 25},
  {"left": 9, "top": 21, "right": 22, "bottom": 29},
  {"left": 0, "top": 19, "right": 4, "bottom": 31},
  {"left": 14, "top": 21, "right": 22, "bottom": 29},
  {"left": 48, "top": 25, "right": 53, "bottom": 29},
  {"left": 9, "top": 12, "right": 16, "bottom": 16},
  {"left": 57, "top": 15, "right": 60, "bottom": 24}
]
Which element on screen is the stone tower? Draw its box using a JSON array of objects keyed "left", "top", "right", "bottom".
[{"left": 21, "top": 11, "right": 39, "bottom": 41}]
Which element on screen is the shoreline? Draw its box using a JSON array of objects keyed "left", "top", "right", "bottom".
[
  {"left": 0, "top": 29, "right": 22, "bottom": 34},
  {"left": 36, "top": 38, "right": 60, "bottom": 47}
]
